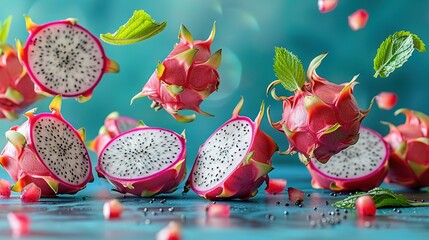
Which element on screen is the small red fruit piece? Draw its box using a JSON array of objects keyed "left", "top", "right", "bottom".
[
  {"left": 375, "top": 92, "right": 398, "bottom": 110},
  {"left": 20, "top": 183, "right": 41, "bottom": 203},
  {"left": 355, "top": 195, "right": 376, "bottom": 216},
  {"left": 7, "top": 212, "right": 30, "bottom": 236},
  {"left": 0, "top": 178, "right": 11, "bottom": 198},
  {"left": 206, "top": 203, "right": 231, "bottom": 218},
  {"left": 348, "top": 9, "right": 369, "bottom": 31},
  {"left": 288, "top": 187, "right": 304, "bottom": 204},
  {"left": 156, "top": 221, "right": 181, "bottom": 240},
  {"left": 103, "top": 199, "right": 123, "bottom": 220},
  {"left": 265, "top": 178, "right": 287, "bottom": 195},
  {"left": 318, "top": 0, "right": 338, "bottom": 13}
]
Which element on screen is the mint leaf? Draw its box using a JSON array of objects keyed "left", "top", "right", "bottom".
[
  {"left": 373, "top": 31, "right": 426, "bottom": 78},
  {"left": 0, "top": 16, "right": 12, "bottom": 44},
  {"left": 273, "top": 47, "right": 306, "bottom": 92},
  {"left": 333, "top": 187, "right": 429, "bottom": 209},
  {"left": 100, "top": 10, "right": 166, "bottom": 45}
]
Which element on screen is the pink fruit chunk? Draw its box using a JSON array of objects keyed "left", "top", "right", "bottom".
[
  {"left": 348, "top": 9, "right": 369, "bottom": 31},
  {"left": 103, "top": 199, "right": 123, "bottom": 220},
  {"left": 376, "top": 92, "right": 397, "bottom": 110},
  {"left": 355, "top": 195, "right": 376, "bottom": 216},
  {"left": 131, "top": 23, "right": 221, "bottom": 123},
  {"left": 206, "top": 203, "right": 231, "bottom": 218},
  {"left": 95, "top": 122, "right": 186, "bottom": 197},
  {"left": 318, "top": 0, "right": 338, "bottom": 13},
  {"left": 16, "top": 16, "right": 119, "bottom": 102},
  {"left": 0, "top": 96, "right": 93, "bottom": 196},
  {"left": 306, "top": 127, "right": 389, "bottom": 192},
  {"left": 288, "top": 187, "right": 304, "bottom": 204},
  {"left": 268, "top": 52, "right": 371, "bottom": 163},
  {"left": 0, "top": 178, "right": 11, "bottom": 198},
  {"left": 7, "top": 212, "right": 30, "bottom": 236},
  {"left": 20, "top": 183, "right": 41, "bottom": 202},
  {"left": 265, "top": 178, "right": 287, "bottom": 195},
  {"left": 383, "top": 109, "right": 429, "bottom": 188},
  {"left": 156, "top": 221, "right": 181, "bottom": 240},
  {"left": 184, "top": 97, "right": 278, "bottom": 200}
]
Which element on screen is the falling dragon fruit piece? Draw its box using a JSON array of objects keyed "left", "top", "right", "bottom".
[
  {"left": 88, "top": 112, "right": 139, "bottom": 156},
  {"left": 375, "top": 92, "right": 398, "bottom": 110},
  {"left": 0, "top": 95, "right": 93, "bottom": 196},
  {"left": 268, "top": 50, "right": 372, "bottom": 163},
  {"left": 184, "top": 97, "right": 278, "bottom": 200},
  {"left": 383, "top": 109, "right": 429, "bottom": 188},
  {"left": 265, "top": 178, "right": 287, "bottom": 195},
  {"left": 0, "top": 178, "right": 11, "bottom": 198},
  {"left": 95, "top": 122, "right": 187, "bottom": 197},
  {"left": 20, "top": 182, "right": 41, "bottom": 203},
  {"left": 103, "top": 199, "right": 123, "bottom": 220},
  {"left": 16, "top": 16, "right": 119, "bottom": 102},
  {"left": 318, "top": 0, "right": 338, "bottom": 13},
  {"left": 306, "top": 127, "right": 389, "bottom": 192},
  {"left": 131, "top": 23, "right": 221, "bottom": 123},
  {"left": 348, "top": 9, "right": 369, "bottom": 31},
  {"left": 0, "top": 16, "right": 42, "bottom": 120}
]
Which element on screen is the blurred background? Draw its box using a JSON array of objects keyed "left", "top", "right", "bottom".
[{"left": 1, "top": 0, "right": 428, "bottom": 182}]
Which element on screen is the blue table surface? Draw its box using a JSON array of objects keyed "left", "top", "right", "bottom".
[{"left": 1, "top": 165, "right": 428, "bottom": 240}]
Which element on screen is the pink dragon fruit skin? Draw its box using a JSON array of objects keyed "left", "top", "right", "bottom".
[
  {"left": 131, "top": 23, "right": 221, "bottom": 123},
  {"left": 16, "top": 16, "right": 119, "bottom": 102},
  {"left": 95, "top": 125, "right": 187, "bottom": 197},
  {"left": 268, "top": 52, "right": 371, "bottom": 163},
  {"left": 185, "top": 98, "right": 278, "bottom": 200},
  {"left": 0, "top": 96, "right": 93, "bottom": 196},
  {"left": 384, "top": 109, "right": 429, "bottom": 188}
]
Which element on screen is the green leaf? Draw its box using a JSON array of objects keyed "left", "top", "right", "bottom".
[
  {"left": 0, "top": 16, "right": 12, "bottom": 44},
  {"left": 373, "top": 31, "right": 426, "bottom": 78},
  {"left": 333, "top": 187, "right": 429, "bottom": 209},
  {"left": 100, "top": 10, "right": 166, "bottom": 45},
  {"left": 273, "top": 47, "right": 306, "bottom": 92}
]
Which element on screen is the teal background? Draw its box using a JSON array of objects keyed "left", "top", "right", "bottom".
[{"left": 1, "top": 0, "right": 429, "bottom": 181}]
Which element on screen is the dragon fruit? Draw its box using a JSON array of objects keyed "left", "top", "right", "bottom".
[
  {"left": 383, "top": 109, "right": 429, "bottom": 188},
  {"left": 16, "top": 16, "right": 119, "bottom": 102},
  {"left": 131, "top": 23, "right": 221, "bottom": 122},
  {"left": 0, "top": 96, "right": 93, "bottom": 196},
  {"left": 0, "top": 17, "right": 42, "bottom": 120},
  {"left": 95, "top": 122, "right": 186, "bottom": 197},
  {"left": 88, "top": 112, "right": 138, "bottom": 156},
  {"left": 306, "top": 127, "right": 389, "bottom": 192},
  {"left": 184, "top": 97, "right": 278, "bottom": 200},
  {"left": 268, "top": 50, "right": 371, "bottom": 163}
]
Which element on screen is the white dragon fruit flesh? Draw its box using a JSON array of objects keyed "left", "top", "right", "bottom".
[
  {"left": 184, "top": 97, "right": 278, "bottom": 200},
  {"left": 131, "top": 23, "right": 221, "bottom": 123},
  {"left": 16, "top": 16, "right": 119, "bottom": 102},
  {"left": 95, "top": 122, "right": 187, "bottom": 197},
  {"left": 0, "top": 96, "right": 93, "bottom": 196},
  {"left": 306, "top": 127, "right": 389, "bottom": 192}
]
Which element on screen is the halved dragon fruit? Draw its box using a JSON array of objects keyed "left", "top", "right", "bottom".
[
  {"left": 0, "top": 96, "right": 93, "bottom": 196},
  {"left": 95, "top": 122, "right": 186, "bottom": 197},
  {"left": 131, "top": 23, "right": 221, "bottom": 122},
  {"left": 306, "top": 127, "right": 389, "bottom": 192},
  {"left": 16, "top": 16, "right": 119, "bottom": 102},
  {"left": 383, "top": 109, "right": 429, "bottom": 188},
  {"left": 184, "top": 97, "right": 278, "bottom": 200},
  {"left": 0, "top": 17, "right": 42, "bottom": 120},
  {"left": 268, "top": 51, "right": 371, "bottom": 163},
  {"left": 88, "top": 112, "right": 138, "bottom": 156}
]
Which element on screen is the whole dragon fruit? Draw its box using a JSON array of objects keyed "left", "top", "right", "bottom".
[
  {"left": 88, "top": 112, "right": 138, "bottom": 156},
  {"left": 131, "top": 23, "right": 221, "bottom": 123},
  {"left": 95, "top": 122, "right": 187, "bottom": 197},
  {"left": 0, "top": 96, "right": 93, "bottom": 196},
  {"left": 184, "top": 97, "right": 278, "bottom": 200},
  {"left": 16, "top": 16, "right": 119, "bottom": 102},
  {"left": 0, "top": 17, "right": 42, "bottom": 120},
  {"left": 383, "top": 109, "right": 429, "bottom": 188},
  {"left": 306, "top": 127, "right": 389, "bottom": 192},
  {"left": 268, "top": 49, "right": 371, "bottom": 163}
]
